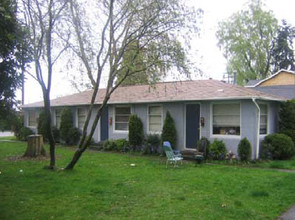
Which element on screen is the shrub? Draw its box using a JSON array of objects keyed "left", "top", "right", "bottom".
[
  {"left": 279, "top": 100, "right": 295, "bottom": 144},
  {"left": 128, "top": 114, "right": 144, "bottom": 147},
  {"left": 142, "top": 134, "right": 161, "bottom": 155},
  {"left": 197, "top": 137, "right": 210, "bottom": 159},
  {"left": 103, "top": 140, "right": 117, "bottom": 151},
  {"left": 260, "top": 133, "right": 295, "bottom": 160},
  {"left": 68, "top": 127, "right": 81, "bottom": 145},
  {"left": 37, "top": 110, "right": 49, "bottom": 141},
  {"left": 19, "top": 127, "right": 34, "bottom": 141},
  {"left": 51, "top": 126, "right": 60, "bottom": 143},
  {"left": 60, "top": 108, "right": 73, "bottom": 144},
  {"left": 209, "top": 139, "right": 227, "bottom": 160},
  {"left": 115, "top": 139, "right": 129, "bottom": 152},
  {"left": 11, "top": 114, "right": 23, "bottom": 140},
  {"left": 161, "top": 111, "right": 177, "bottom": 149},
  {"left": 238, "top": 137, "right": 252, "bottom": 161}
]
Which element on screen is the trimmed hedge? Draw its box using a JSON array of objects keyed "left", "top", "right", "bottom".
[
  {"left": 161, "top": 111, "right": 177, "bottom": 149},
  {"left": 279, "top": 100, "right": 295, "bottom": 144},
  {"left": 260, "top": 133, "right": 295, "bottom": 160},
  {"left": 128, "top": 114, "right": 144, "bottom": 147},
  {"left": 60, "top": 108, "right": 74, "bottom": 145},
  {"left": 238, "top": 137, "right": 252, "bottom": 161},
  {"left": 209, "top": 139, "right": 226, "bottom": 160}
]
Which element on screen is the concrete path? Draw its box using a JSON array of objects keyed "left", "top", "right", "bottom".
[{"left": 278, "top": 205, "right": 295, "bottom": 220}]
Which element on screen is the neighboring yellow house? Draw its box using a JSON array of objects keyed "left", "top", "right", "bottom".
[{"left": 245, "top": 69, "right": 295, "bottom": 100}]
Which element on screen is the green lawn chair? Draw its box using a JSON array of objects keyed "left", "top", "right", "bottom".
[{"left": 163, "top": 141, "right": 183, "bottom": 168}]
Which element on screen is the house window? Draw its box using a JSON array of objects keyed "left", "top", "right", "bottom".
[
  {"left": 28, "top": 110, "right": 37, "bottom": 127},
  {"left": 55, "top": 109, "right": 62, "bottom": 128},
  {"left": 259, "top": 104, "right": 268, "bottom": 135},
  {"left": 212, "top": 103, "right": 240, "bottom": 135},
  {"left": 77, "top": 108, "right": 87, "bottom": 130},
  {"left": 115, "top": 106, "right": 131, "bottom": 131},
  {"left": 148, "top": 106, "right": 162, "bottom": 132}
]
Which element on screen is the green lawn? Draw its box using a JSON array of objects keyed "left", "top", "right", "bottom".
[{"left": 0, "top": 141, "right": 295, "bottom": 219}]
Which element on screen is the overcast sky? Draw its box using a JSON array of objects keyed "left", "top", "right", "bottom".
[{"left": 22, "top": 0, "right": 295, "bottom": 104}]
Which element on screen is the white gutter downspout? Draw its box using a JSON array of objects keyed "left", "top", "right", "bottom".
[{"left": 252, "top": 98, "right": 260, "bottom": 159}]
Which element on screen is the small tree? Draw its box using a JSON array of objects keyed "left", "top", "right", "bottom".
[
  {"left": 279, "top": 100, "right": 295, "bottom": 144},
  {"left": 60, "top": 108, "right": 73, "bottom": 145},
  {"left": 128, "top": 114, "right": 144, "bottom": 148},
  {"left": 161, "top": 111, "right": 177, "bottom": 149},
  {"left": 238, "top": 137, "right": 252, "bottom": 161}
]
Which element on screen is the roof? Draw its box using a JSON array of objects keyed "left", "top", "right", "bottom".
[
  {"left": 22, "top": 79, "right": 287, "bottom": 108},
  {"left": 245, "top": 69, "right": 295, "bottom": 88},
  {"left": 251, "top": 85, "right": 295, "bottom": 100}
]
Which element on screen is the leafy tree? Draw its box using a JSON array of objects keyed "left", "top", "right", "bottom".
[
  {"left": 65, "top": 0, "right": 202, "bottom": 169},
  {"left": 216, "top": 0, "right": 278, "bottom": 85},
  {"left": 271, "top": 20, "right": 295, "bottom": 72},
  {"left": 279, "top": 100, "right": 295, "bottom": 144},
  {"left": 128, "top": 114, "right": 144, "bottom": 148},
  {"left": 161, "top": 111, "right": 177, "bottom": 150},
  {"left": 0, "top": 0, "right": 30, "bottom": 117}
]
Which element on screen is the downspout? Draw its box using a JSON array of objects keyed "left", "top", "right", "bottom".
[{"left": 252, "top": 98, "right": 260, "bottom": 159}]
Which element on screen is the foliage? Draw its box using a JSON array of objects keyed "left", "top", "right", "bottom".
[
  {"left": 161, "top": 111, "right": 177, "bottom": 149},
  {"left": 128, "top": 114, "right": 144, "bottom": 147},
  {"left": 51, "top": 126, "right": 60, "bottom": 143},
  {"left": 271, "top": 20, "right": 295, "bottom": 72},
  {"left": 238, "top": 138, "right": 252, "bottom": 161},
  {"left": 279, "top": 100, "right": 295, "bottom": 144},
  {"left": 37, "top": 110, "right": 48, "bottom": 140},
  {"left": 142, "top": 134, "right": 161, "bottom": 155},
  {"left": 102, "top": 140, "right": 117, "bottom": 151},
  {"left": 60, "top": 108, "right": 74, "bottom": 145},
  {"left": 19, "top": 127, "right": 34, "bottom": 141},
  {"left": 216, "top": 0, "right": 278, "bottom": 84},
  {"left": 261, "top": 133, "right": 295, "bottom": 160},
  {"left": 196, "top": 137, "right": 210, "bottom": 159},
  {"left": 209, "top": 139, "right": 227, "bottom": 160},
  {"left": 0, "top": 0, "right": 31, "bottom": 117},
  {"left": 115, "top": 139, "right": 129, "bottom": 152},
  {"left": 68, "top": 127, "right": 81, "bottom": 146},
  {"left": 1, "top": 142, "right": 295, "bottom": 219}
]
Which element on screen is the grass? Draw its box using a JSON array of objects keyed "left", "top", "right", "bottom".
[
  {"left": 0, "top": 141, "right": 295, "bottom": 219},
  {"left": 0, "top": 136, "right": 17, "bottom": 141}
]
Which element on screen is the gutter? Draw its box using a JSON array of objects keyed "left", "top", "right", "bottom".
[{"left": 252, "top": 98, "right": 260, "bottom": 159}]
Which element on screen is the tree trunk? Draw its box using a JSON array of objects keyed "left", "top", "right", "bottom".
[{"left": 23, "top": 135, "right": 47, "bottom": 157}]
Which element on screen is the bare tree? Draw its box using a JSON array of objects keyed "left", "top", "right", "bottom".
[
  {"left": 64, "top": 0, "right": 202, "bottom": 169},
  {"left": 21, "top": 0, "right": 69, "bottom": 168}
]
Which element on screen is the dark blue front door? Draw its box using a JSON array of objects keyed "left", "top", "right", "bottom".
[
  {"left": 100, "top": 106, "right": 108, "bottom": 141},
  {"left": 186, "top": 104, "right": 200, "bottom": 149}
]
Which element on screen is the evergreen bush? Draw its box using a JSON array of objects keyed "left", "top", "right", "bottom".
[
  {"left": 103, "top": 140, "right": 117, "bottom": 151},
  {"left": 115, "top": 139, "right": 129, "bottom": 152},
  {"left": 279, "top": 100, "right": 295, "bottom": 144},
  {"left": 238, "top": 137, "right": 252, "bottom": 161},
  {"left": 37, "top": 110, "right": 48, "bottom": 140},
  {"left": 128, "top": 114, "right": 144, "bottom": 147},
  {"left": 209, "top": 139, "right": 227, "bottom": 160},
  {"left": 68, "top": 127, "right": 81, "bottom": 145},
  {"left": 60, "top": 108, "right": 73, "bottom": 144},
  {"left": 260, "top": 133, "right": 295, "bottom": 160},
  {"left": 196, "top": 137, "right": 210, "bottom": 159},
  {"left": 51, "top": 126, "right": 60, "bottom": 143},
  {"left": 161, "top": 111, "right": 177, "bottom": 149},
  {"left": 19, "top": 127, "right": 34, "bottom": 141}
]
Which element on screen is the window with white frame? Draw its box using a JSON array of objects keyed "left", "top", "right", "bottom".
[
  {"left": 148, "top": 106, "right": 162, "bottom": 132},
  {"left": 55, "top": 109, "right": 62, "bottom": 128},
  {"left": 259, "top": 104, "right": 268, "bottom": 135},
  {"left": 115, "top": 106, "right": 131, "bottom": 131},
  {"left": 28, "top": 110, "right": 37, "bottom": 127},
  {"left": 77, "top": 108, "right": 87, "bottom": 130},
  {"left": 212, "top": 103, "right": 240, "bottom": 135}
]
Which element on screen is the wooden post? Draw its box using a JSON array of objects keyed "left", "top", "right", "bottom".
[{"left": 23, "top": 135, "right": 47, "bottom": 157}]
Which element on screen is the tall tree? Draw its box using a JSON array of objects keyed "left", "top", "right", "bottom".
[
  {"left": 21, "top": 0, "right": 69, "bottom": 169},
  {"left": 0, "top": 0, "right": 30, "bottom": 117},
  {"left": 216, "top": 0, "right": 278, "bottom": 85},
  {"left": 65, "top": 0, "right": 202, "bottom": 169},
  {"left": 271, "top": 20, "right": 295, "bottom": 72}
]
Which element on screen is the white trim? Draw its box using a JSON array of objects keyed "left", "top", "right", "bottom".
[
  {"left": 113, "top": 105, "right": 132, "bottom": 133},
  {"left": 184, "top": 102, "right": 201, "bottom": 150},
  {"left": 147, "top": 104, "right": 163, "bottom": 134},
  {"left": 246, "top": 69, "right": 295, "bottom": 88},
  {"left": 257, "top": 102, "right": 269, "bottom": 136},
  {"left": 210, "top": 101, "right": 242, "bottom": 139}
]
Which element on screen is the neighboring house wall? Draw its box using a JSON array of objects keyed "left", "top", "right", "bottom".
[{"left": 259, "top": 72, "right": 295, "bottom": 87}]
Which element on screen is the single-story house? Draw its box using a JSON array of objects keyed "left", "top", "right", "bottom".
[
  {"left": 22, "top": 79, "right": 286, "bottom": 159},
  {"left": 245, "top": 69, "right": 295, "bottom": 100}
]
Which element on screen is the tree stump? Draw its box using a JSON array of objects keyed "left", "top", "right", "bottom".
[{"left": 23, "top": 135, "right": 47, "bottom": 157}]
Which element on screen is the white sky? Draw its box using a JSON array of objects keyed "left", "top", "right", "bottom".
[{"left": 21, "top": 0, "right": 295, "bottom": 104}]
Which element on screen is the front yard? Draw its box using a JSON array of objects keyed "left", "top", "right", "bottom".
[{"left": 0, "top": 141, "right": 295, "bottom": 219}]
